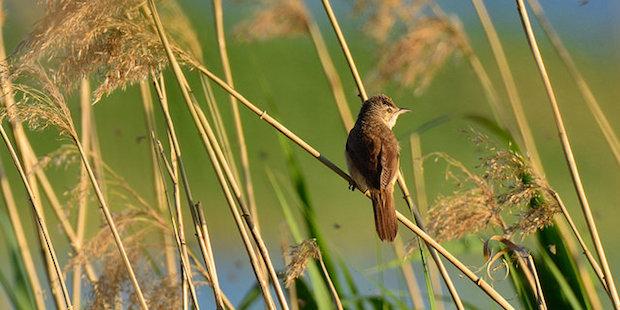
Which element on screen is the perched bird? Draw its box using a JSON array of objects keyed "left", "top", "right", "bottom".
[{"left": 345, "top": 95, "right": 410, "bottom": 241}]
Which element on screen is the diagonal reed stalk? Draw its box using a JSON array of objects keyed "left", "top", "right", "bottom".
[
  {"left": 0, "top": 156, "right": 45, "bottom": 310},
  {"left": 304, "top": 14, "right": 355, "bottom": 132},
  {"left": 71, "top": 132, "right": 149, "bottom": 309},
  {"left": 211, "top": 0, "right": 259, "bottom": 227},
  {"left": 525, "top": 0, "right": 620, "bottom": 169},
  {"left": 189, "top": 60, "right": 515, "bottom": 309},
  {"left": 0, "top": 124, "right": 73, "bottom": 310},
  {"left": 514, "top": 0, "right": 620, "bottom": 307},
  {"left": 198, "top": 74, "right": 239, "bottom": 182},
  {"left": 318, "top": 1, "right": 464, "bottom": 308},
  {"left": 150, "top": 74, "right": 227, "bottom": 309},
  {"left": 316, "top": 245, "right": 343, "bottom": 310},
  {"left": 146, "top": 2, "right": 290, "bottom": 308}
]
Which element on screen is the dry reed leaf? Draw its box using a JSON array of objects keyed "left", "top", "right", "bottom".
[{"left": 234, "top": 0, "right": 309, "bottom": 42}]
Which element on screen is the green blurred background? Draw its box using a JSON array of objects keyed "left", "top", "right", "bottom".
[{"left": 1, "top": 0, "right": 619, "bottom": 308}]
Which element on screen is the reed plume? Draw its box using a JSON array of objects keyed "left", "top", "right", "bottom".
[
  {"left": 426, "top": 130, "right": 560, "bottom": 242},
  {"left": 12, "top": 0, "right": 197, "bottom": 102}
]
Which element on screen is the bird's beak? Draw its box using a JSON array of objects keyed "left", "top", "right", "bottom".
[{"left": 397, "top": 108, "right": 411, "bottom": 115}]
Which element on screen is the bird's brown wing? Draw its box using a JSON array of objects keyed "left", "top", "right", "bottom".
[
  {"left": 346, "top": 129, "right": 382, "bottom": 189},
  {"left": 378, "top": 135, "right": 399, "bottom": 189}
]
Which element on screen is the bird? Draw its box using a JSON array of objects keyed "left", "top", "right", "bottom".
[{"left": 345, "top": 94, "right": 410, "bottom": 241}]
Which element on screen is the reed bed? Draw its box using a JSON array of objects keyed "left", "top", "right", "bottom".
[{"left": 0, "top": 0, "right": 617, "bottom": 309}]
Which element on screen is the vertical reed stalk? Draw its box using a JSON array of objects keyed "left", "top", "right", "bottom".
[
  {"left": 525, "top": 0, "right": 620, "bottom": 169},
  {"left": 0, "top": 124, "right": 73, "bottom": 309},
  {"left": 139, "top": 80, "right": 177, "bottom": 276},
  {"left": 469, "top": 0, "right": 544, "bottom": 176},
  {"left": 168, "top": 142, "right": 191, "bottom": 310},
  {"left": 514, "top": 1, "right": 620, "bottom": 307},
  {"left": 318, "top": 1, "right": 464, "bottom": 308},
  {"left": 211, "top": 0, "right": 259, "bottom": 226},
  {"left": 189, "top": 61, "right": 514, "bottom": 309},
  {"left": 72, "top": 78, "right": 92, "bottom": 309},
  {"left": 150, "top": 74, "right": 226, "bottom": 309},
  {"left": 152, "top": 137, "right": 201, "bottom": 309}
]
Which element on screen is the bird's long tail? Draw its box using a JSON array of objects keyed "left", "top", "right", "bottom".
[{"left": 371, "top": 188, "right": 398, "bottom": 241}]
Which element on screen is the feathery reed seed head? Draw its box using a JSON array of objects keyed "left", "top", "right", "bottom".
[
  {"left": 284, "top": 239, "right": 320, "bottom": 287},
  {"left": 426, "top": 130, "right": 560, "bottom": 241},
  {"left": 369, "top": 18, "right": 460, "bottom": 94},
  {"left": 234, "top": 0, "right": 309, "bottom": 42},
  {"left": 13, "top": 0, "right": 198, "bottom": 102}
]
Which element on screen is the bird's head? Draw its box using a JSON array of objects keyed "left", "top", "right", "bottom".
[{"left": 359, "top": 94, "right": 410, "bottom": 129}]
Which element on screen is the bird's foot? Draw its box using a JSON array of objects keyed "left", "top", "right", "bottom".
[{"left": 348, "top": 181, "right": 356, "bottom": 191}]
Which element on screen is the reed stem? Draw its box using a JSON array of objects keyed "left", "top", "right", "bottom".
[
  {"left": 514, "top": 0, "right": 620, "bottom": 307},
  {"left": 211, "top": 0, "right": 259, "bottom": 227},
  {"left": 0, "top": 124, "right": 73, "bottom": 310}
]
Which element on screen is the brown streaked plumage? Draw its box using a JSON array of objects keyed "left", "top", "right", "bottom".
[{"left": 345, "top": 94, "right": 410, "bottom": 241}]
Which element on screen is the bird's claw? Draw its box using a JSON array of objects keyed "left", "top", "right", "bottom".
[{"left": 348, "top": 181, "right": 356, "bottom": 191}]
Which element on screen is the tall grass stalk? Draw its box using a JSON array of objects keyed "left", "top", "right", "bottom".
[
  {"left": 211, "top": 0, "right": 259, "bottom": 227},
  {"left": 0, "top": 124, "right": 73, "bottom": 309},
  {"left": 514, "top": 1, "right": 620, "bottom": 306},
  {"left": 525, "top": 0, "right": 620, "bottom": 169},
  {"left": 190, "top": 58, "right": 515, "bottom": 310},
  {"left": 71, "top": 78, "right": 92, "bottom": 309},
  {"left": 318, "top": 1, "right": 464, "bottom": 308},
  {"left": 409, "top": 133, "right": 442, "bottom": 310},
  {"left": 150, "top": 74, "right": 227, "bottom": 309}
]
